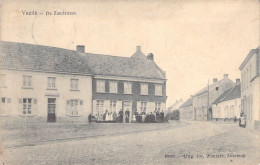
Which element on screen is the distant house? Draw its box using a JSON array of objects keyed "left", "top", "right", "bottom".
[
  {"left": 212, "top": 79, "right": 241, "bottom": 121},
  {"left": 179, "top": 97, "right": 193, "bottom": 120},
  {"left": 167, "top": 99, "right": 184, "bottom": 113},
  {"left": 239, "top": 47, "right": 260, "bottom": 130},
  {"left": 193, "top": 75, "right": 235, "bottom": 121}
]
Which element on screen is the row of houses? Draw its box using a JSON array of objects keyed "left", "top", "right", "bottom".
[
  {"left": 177, "top": 47, "right": 260, "bottom": 130},
  {"left": 0, "top": 41, "right": 167, "bottom": 124}
]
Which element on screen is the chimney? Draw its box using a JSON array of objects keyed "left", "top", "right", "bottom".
[
  {"left": 76, "top": 45, "right": 85, "bottom": 53},
  {"left": 223, "top": 74, "right": 228, "bottom": 79},
  {"left": 147, "top": 53, "right": 154, "bottom": 61},
  {"left": 213, "top": 78, "right": 218, "bottom": 83},
  {"left": 236, "top": 79, "right": 240, "bottom": 83},
  {"left": 136, "top": 46, "right": 141, "bottom": 52}
]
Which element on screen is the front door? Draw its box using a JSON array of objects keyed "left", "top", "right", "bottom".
[
  {"left": 123, "top": 101, "right": 131, "bottom": 123},
  {"left": 47, "top": 98, "right": 56, "bottom": 122}
]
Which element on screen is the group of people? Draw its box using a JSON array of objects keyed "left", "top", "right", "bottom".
[
  {"left": 88, "top": 109, "right": 165, "bottom": 123},
  {"left": 135, "top": 110, "right": 165, "bottom": 123},
  {"left": 88, "top": 109, "right": 131, "bottom": 123}
]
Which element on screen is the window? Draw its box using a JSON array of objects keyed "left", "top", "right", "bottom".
[
  {"left": 0, "top": 74, "right": 6, "bottom": 87},
  {"left": 155, "top": 102, "right": 161, "bottom": 112},
  {"left": 70, "top": 79, "right": 79, "bottom": 90},
  {"left": 124, "top": 82, "right": 132, "bottom": 94},
  {"left": 23, "top": 98, "right": 32, "bottom": 115},
  {"left": 109, "top": 81, "right": 118, "bottom": 93},
  {"left": 140, "top": 83, "right": 148, "bottom": 95},
  {"left": 225, "top": 106, "right": 229, "bottom": 118},
  {"left": 96, "top": 100, "right": 104, "bottom": 115},
  {"left": 66, "top": 99, "right": 82, "bottom": 116},
  {"left": 155, "top": 85, "right": 162, "bottom": 96},
  {"left": 23, "top": 75, "right": 32, "bottom": 87},
  {"left": 230, "top": 105, "right": 234, "bottom": 118},
  {"left": 110, "top": 101, "right": 117, "bottom": 112},
  {"left": 141, "top": 102, "right": 147, "bottom": 114},
  {"left": 96, "top": 80, "right": 105, "bottom": 93},
  {"left": 47, "top": 77, "right": 56, "bottom": 89}
]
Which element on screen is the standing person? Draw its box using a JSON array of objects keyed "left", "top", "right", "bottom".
[
  {"left": 125, "top": 108, "right": 130, "bottom": 123},
  {"left": 160, "top": 110, "right": 164, "bottom": 121},
  {"left": 113, "top": 111, "right": 117, "bottom": 122},
  {"left": 105, "top": 110, "right": 109, "bottom": 121}
]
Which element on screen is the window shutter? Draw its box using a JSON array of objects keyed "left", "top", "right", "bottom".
[
  {"left": 67, "top": 100, "right": 70, "bottom": 105},
  {"left": 7, "top": 98, "right": 11, "bottom": 103},
  {"left": 34, "top": 99, "right": 37, "bottom": 104},
  {"left": 80, "top": 100, "right": 83, "bottom": 105},
  {"left": 19, "top": 98, "right": 22, "bottom": 104}
]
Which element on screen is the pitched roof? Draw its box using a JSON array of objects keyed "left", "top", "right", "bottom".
[
  {"left": 0, "top": 41, "right": 92, "bottom": 75},
  {"left": 193, "top": 78, "right": 234, "bottom": 96},
  {"left": 168, "top": 99, "right": 184, "bottom": 110},
  {"left": 212, "top": 83, "right": 241, "bottom": 104},
  {"left": 0, "top": 41, "right": 166, "bottom": 79},
  {"left": 239, "top": 47, "right": 259, "bottom": 71},
  {"left": 180, "top": 97, "right": 193, "bottom": 108}
]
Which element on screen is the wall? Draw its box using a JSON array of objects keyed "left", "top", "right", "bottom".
[
  {"left": 0, "top": 69, "right": 92, "bottom": 124},
  {"left": 212, "top": 98, "right": 241, "bottom": 120}
]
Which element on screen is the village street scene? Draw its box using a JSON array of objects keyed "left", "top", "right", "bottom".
[{"left": 1, "top": 0, "right": 260, "bottom": 165}]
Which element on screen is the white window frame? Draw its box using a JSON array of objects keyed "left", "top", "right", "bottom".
[
  {"left": 124, "top": 82, "right": 132, "bottom": 94},
  {"left": 109, "top": 81, "right": 118, "bottom": 93},
  {"left": 140, "top": 83, "right": 148, "bottom": 95},
  {"left": 47, "top": 77, "right": 56, "bottom": 89},
  {"left": 141, "top": 102, "right": 147, "bottom": 114},
  {"left": 155, "top": 102, "right": 161, "bottom": 112},
  {"left": 0, "top": 74, "right": 6, "bottom": 87},
  {"left": 96, "top": 100, "right": 104, "bottom": 115},
  {"left": 70, "top": 78, "right": 79, "bottom": 90},
  {"left": 23, "top": 75, "right": 32, "bottom": 87},
  {"left": 96, "top": 80, "right": 105, "bottom": 93},
  {"left": 155, "top": 84, "right": 163, "bottom": 96},
  {"left": 66, "top": 99, "right": 83, "bottom": 116},
  {"left": 22, "top": 98, "right": 32, "bottom": 115},
  {"left": 110, "top": 101, "right": 117, "bottom": 113}
]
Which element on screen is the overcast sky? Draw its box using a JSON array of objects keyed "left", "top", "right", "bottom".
[{"left": 1, "top": 0, "right": 259, "bottom": 106}]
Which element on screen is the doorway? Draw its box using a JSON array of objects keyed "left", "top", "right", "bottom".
[{"left": 47, "top": 98, "right": 56, "bottom": 122}]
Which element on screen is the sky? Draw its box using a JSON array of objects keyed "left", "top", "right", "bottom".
[{"left": 1, "top": 0, "right": 259, "bottom": 106}]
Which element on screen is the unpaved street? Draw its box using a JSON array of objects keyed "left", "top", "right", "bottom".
[{"left": 2, "top": 121, "right": 260, "bottom": 165}]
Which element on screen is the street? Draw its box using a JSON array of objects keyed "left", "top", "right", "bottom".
[{"left": 1, "top": 121, "right": 260, "bottom": 165}]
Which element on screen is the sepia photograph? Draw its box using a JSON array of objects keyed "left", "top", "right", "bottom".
[{"left": 0, "top": 0, "right": 260, "bottom": 164}]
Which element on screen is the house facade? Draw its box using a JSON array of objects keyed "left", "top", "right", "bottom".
[
  {"left": 212, "top": 80, "right": 241, "bottom": 121},
  {"left": 179, "top": 97, "right": 193, "bottom": 120},
  {"left": 0, "top": 42, "right": 167, "bottom": 124},
  {"left": 86, "top": 46, "right": 167, "bottom": 123},
  {"left": 0, "top": 41, "right": 93, "bottom": 124},
  {"left": 239, "top": 47, "right": 260, "bottom": 130},
  {"left": 193, "top": 75, "right": 235, "bottom": 121}
]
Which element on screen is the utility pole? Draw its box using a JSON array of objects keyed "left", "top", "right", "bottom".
[{"left": 207, "top": 79, "right": 210, "bottom": 121}]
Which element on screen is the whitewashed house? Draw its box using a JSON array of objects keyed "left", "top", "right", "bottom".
[
  {"left": 0, "top": 41, "right": 93, "bottom": 124},
  {"left": 212, "top": 79, "right": 241, "bottom": 121},
  {"left": 239, "top": 47, "right": 260, "bottom": 130}
]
